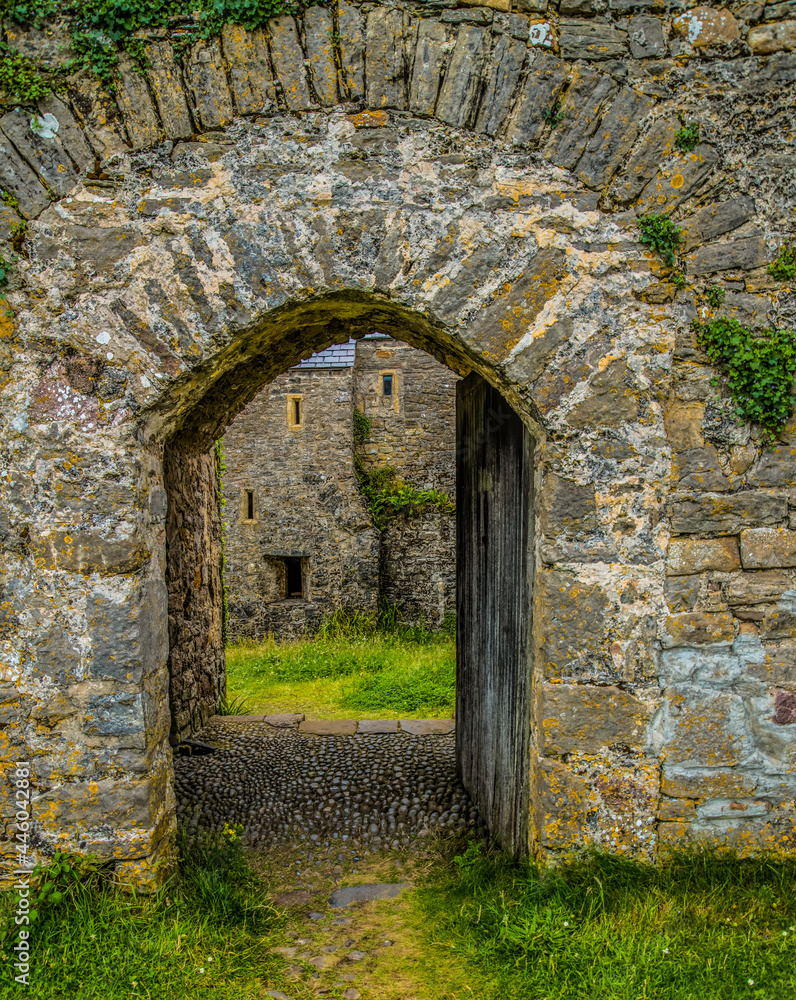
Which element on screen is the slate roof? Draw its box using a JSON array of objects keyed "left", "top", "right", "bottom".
[{"left": 292, "top": 333, "right": 391, "bottom": 369}]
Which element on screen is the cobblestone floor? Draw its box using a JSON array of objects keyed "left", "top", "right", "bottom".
[{"left": 174, "top": 716, "right": 483, "bottom": 855}]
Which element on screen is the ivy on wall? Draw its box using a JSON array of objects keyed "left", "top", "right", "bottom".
[
  {"left": 694, "top": 318, "right": 796, "bottom": 441},
  {"left": 354, "top": 460, "right": 455, "bottom": 531}
]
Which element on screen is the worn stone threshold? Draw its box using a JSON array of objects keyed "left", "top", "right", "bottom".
[{"left": 207, "top": 714, "right": 455, "bottom": 736}]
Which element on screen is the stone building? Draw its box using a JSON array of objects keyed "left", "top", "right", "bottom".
[
  {"left": 222, "top": 336, "right": 458, "bottom": 639},
  {"left": 3, "top": 0, "right": 796, "bottom": 883}
]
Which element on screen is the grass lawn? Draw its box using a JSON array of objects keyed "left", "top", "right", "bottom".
[
  {"left": 3, "top": 835, "right": 795, "bottom": 1000},
  {"left": 224, "top": 610, "right": 456, "bottom": 720}
]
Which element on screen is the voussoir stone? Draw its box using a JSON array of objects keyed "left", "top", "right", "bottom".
[
  {"left": 435, "top": 25, "right": 492, "bottom": 128},
  {"left": 186, "top": 39, "right": 234, "bottom": 128},
  {"left": 37, "top": 95, "right": 94, "bottom": 173},
  {"left": 366, "top": 7, "right": 410, "bottom": 110},
  {"left": 545, "top": 66, "right": 617, "bottom": 171},
  {"left": 64, "top": 70, "right": 128, "bottom": 162},
  {"left": 740, "top": 528, "right": 796, "bottom": 569},
  {"left": 409, "top": 19, "right": 448, "bottom": 117},
  {"left": 636, "top": 143, "right": 719, "bottom": 214},
  {"left": 114, "top": 51, "right": 160, "bottom": 149},
  {"left": 221, "top": 24, "right": 276, "bottom": 115},
  {"left": 147, "top": 41, "right": 193, "bottom": 139},
  {"left": 666, "top": 537, "right": 741, "bottom": 576},
  {"left": 505, "top": 49, "right": 568, "bottom": 148},
  {"left": 269, "top": 15, "right": 314, "bottom": 110},
  {"left": 304, "top": 6, "right": 339, "bottom": 106},
  {"left": 610, "top": 115, "right": 678, "bottom": 205},
  {"left": 0, "top": 109, "right": 81, "bottom": 196},
  {"left": 749, "top": 20, "right": 796, "bottom": 53},
  {"left": 680, "top": 197, "right": 755, "bottom": 251},
  {"left": 576, "top": 86, "right": 655, "bottom": 190},
  {"left": 475, "top": 34, "right": 528, "bottom": 136},
  {"left": 687, "top": 236, "right": 768, "bottom": 274},
  {"left": 337, "top": 0, "right": 365, "bottom": 100}
]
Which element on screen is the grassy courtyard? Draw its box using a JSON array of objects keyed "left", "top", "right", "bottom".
[
  {"left": 224, "top": 610, "right": 456, "bottom": 720},
  {"left": 2, "top": 836, "right": 795, "bottom": 1000}
]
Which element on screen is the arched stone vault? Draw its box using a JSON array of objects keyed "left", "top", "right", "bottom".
[{"left": 1, "top": 1, "right": 795, "bottom": 885}]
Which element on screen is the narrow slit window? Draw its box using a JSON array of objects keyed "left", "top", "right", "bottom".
[
  {"left": 287, "top": 394, "right": 304, "bottom": 428},
  {"left": 382, "top": 374, "right": 393, "bottom": 396},
  {"left": 293, "top": 398, "right": 302, "bottom": 424},
  {"left": 246, "top": 490, "right": 254, "bottom": 520},
  {"left": 285, "top": 557, "right": 303, "bottom": 598}
]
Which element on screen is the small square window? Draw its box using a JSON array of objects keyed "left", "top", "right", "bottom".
[{"left": 382, "top": 374, "right": 393, "bottom": 396}]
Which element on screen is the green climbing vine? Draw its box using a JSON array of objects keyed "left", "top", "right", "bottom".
[
  {"left": 693, "top": 317, "right": 796, "bottom": 441},
  {"left": 353, "top": 408, "right": 371, "bottom": 446},
  {"left": 769, "top": 241, "right": 796, "bottom": 282},
  {"left": 214, "top": 439, "right": 229, "bottom": 645}
]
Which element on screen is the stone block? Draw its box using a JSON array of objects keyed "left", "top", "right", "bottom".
[
  {"left": 37, "top": 95, "right": 94, "bottom": 174},
  {"left": 534, "top": 758, "right": 594, "bottom": 848},
  {"left": 0, "top": 109, "right": 81, "bottom": 197},
  {"left": 665, "top": 687, "right": 751, "bottom": 766},
  {"left": 576, "top": 87, "right": 655, "bottom": 190},
  {"left": 565, "top": 360, "right": 640, "bottom": 429},
  {"left": 726, "top": 570, "right": 790, "bottom": 605},
  {"left": 662, "top": 612, "right": 735, "bottom": 647},
  {"left": 505, "top": 50, "right": 568, "bottom": 148},
  {"left": 539, "top": 473, "right": 597, "bottom": 538},
  {"left": 668, "top": 492, "right": 788, "bottom": 534},
  {"left": 680, "top": 197, "right": 755, "bottom": 251},
  {"left": 628, "top": 15, "right": 667, "bottom": 58},
  {"left": 674, "top": 445, "right": 730, "bottom": 492},
  {"left": 474, "top": 34, "right": 527, "bottom": 136},
  {"left": 665, "top": 575, "right": 701, "bottom": 612},
  {"left": 64, "top": 70, "right": 129, "bottom": 163},
  {"left": 545, "top": 66, "right": 617, "bottom": 171},
  {"left": 0, "top": 123, "right": 52, "bottom": 218},
  {"left": 88, "top": 579, "right": 167, "bottom": 683},
  {"left": 409, "top": 19, "right": 447, "bottom": 116},
  {"left": 610, "top": 115, "right": 678, "bottom": 204},
  {"left": 83, "top": 692, "right": 145, "bottom": 738},
  {"left": 399, "top": 718, "right": 455, "bottom": 734},
  {"left": 765, "top": 1, "right": 796, "bottom": 20},
  {"left": 186, "top": 39, "right": 234, "bottom": 128},
  {"left": 220, "top": 25, "right": 276, "bottom": 116},
  {"left": 508, "top": 318, "right": 573, "bottom": 385},
  {"left": 687, "top": 237, "right": 768, "bottom": 274},
  {"left": 299, "top": 719, "right": 357, "bottom": 735},
  {"left": 662, "top": 769, "right": 757, "bottom": 799},
  {"left": 747, "top": 644, "right": 796, "bottom": 687},
  {"left": 337, "top": 0, "right": 365, "bottom": 100},
  {"left": 31, "top": 530, "right": 149, "bottom": 576},
  {"left": 748, "top": 19, "right": 796, "bottom": 52},
  {"left": 357, "top": 719, "right": 399, "bottom": 733},
  {"left": 761, "top": 608, "right": 796, "bottom": 639},
  {"left": 540, "top": 683, "right": 651, "bottom": 755},
  {"left": 515, "top": 0, "right": 549, "bottom": 10},
  {"left": 442, "top": 8, "right": 494, "bottom": 24},
  {"left": 673, "top": 7, "right": 741, "bottom": 46},
  {"left": 304, "top": 7, "right": 339, "bottom": 106},
  {"left": 30, "top": 692, "right": 76, "bottom": 727},
  {"left": 747, "top": 434, "right": 796, "bottom": 487},
  {"left": 537, "top": 569, "right": 612, "bottom": 679},
  {"left": 558, "top": 20, "right": 628, "bottom": 60},
  {"left": 35, "top": 777, "right": 159, "bottom": 837},
  {"left": 435, "top": 26, "right": 492, "bottom": 129},
  {"left": 365, "top": 8, "right": 409, "bottom": 110},
  {"left": 113, "top": 52, "right": 160, "bottom": 150},
  {"left": 146, "top": 42, "right": 193, "bottom": 140},
  {"left": 637, "top": 143, "right": 719, "bottom": 214},
  {"left": 659, "top": 797, "right": 697, "bottom": 821},
  {"left": 264, "top": 712, "right": 304, "bottom": 727},
  {"left": 667, "top": 538, "right": 741, "bottom": 576},
  {"left": 740, "top": 528, "right": 796, "bottom": 569}
]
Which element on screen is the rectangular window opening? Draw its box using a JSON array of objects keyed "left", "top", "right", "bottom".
[
  {"left": 382, "top": 374, "right": 393, "bottom": 396},
  {"left": 287, "top": 394, "right": 304, "bottom": 428},
  {"left": 285, "top": 557, "right": 303, "bottom": 599},
  {"left": 293, "top": 398, "right": 302, "bottom": 424},
  {"left": 246, "top": 490, "right": 254, "bottom": 520}
]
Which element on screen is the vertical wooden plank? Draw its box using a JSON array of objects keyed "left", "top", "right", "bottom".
[{"left": 456, "top": 373, "right": 532, "bottom": 856}]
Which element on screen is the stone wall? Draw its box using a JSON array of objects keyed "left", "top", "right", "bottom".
[
  {"left": 0, "top": 0, "right": 794, "bottom": 884},
  {"left": 354, "top": 337, "right": 459, "bottom": 495},
  {"left": 380, "top": 507, "right": 456, "bottom": 628},
  {"left": 222, "top": 365, "right": 380, "bottom": 640}
]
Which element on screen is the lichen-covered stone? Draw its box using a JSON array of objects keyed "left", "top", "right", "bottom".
[
  {"left": 409, "top": 19, "right": 448, "bottom": 116},
  {"left": 146, "top": 42, "right": 193, "bottom": 140},
  {"left": 740, "top": 528, "right": 796, "bottom": 569},
  {"left": 637, "top": 143, "right": 719, "bottom": 214},
  {"left": 662, "top": 612, "right": 735, "bottom": 647},
  {"left": 545, "top": 66, "right": 617, "bottom": 170},
  {"left": 475, "top": 34, "right": 527, "bottom": 136},
  {"left": 37, "top": 95, "right": 94, "bottom": 173},
  {"left": 748, "top": 19, "right": 796, "bottom": 53},
  {"left": 337, "top": 0, "right": 365, "bottom": 100},
  {"left": 669, "top": 492, "right": 787, "bottom": 534},
  {"left": 304, "top": 7, "right": 339, "bottom": 106},
  {"left": 628, "top": 15, "right": 667, "bottom": 57},
  {"left": 0, "top": 108, "right": 81, "bottom": 196},
  {"left": 680, "top": 197, "right": 755, "bottom": 251},
  {"left": 436, "top": 26, "right": 492, "bottom": 129},
  {"left": 667, "top": 538, "right": 741, "bottom": 576},
  {"left": 0, "top": 123, "right": 52, "bottom": 217},
  {"left": 687, "top": 236, "right": 769, "bottom": 274},
  {"left": 186, "top": 39, "right": 234, "bottom": 128},
  {"left": 366, "top": 8, "right": 409, "bottom": 110},
  {"left": 505, "top": 49, "right": 569, "bottom": 147},
  {"left": 576, "top": 87, "right": 655, "bottom": 190},
  {"left": 221, "top": 25, "right": 276, "bottom": 115},
  {"left": 540, "top": 682, "right": 651, "bottom": 754},
  {"left": 113, "top": 51, "right": 160, "bottom": 149},
  {"left": 673, "top": 7, "right": 741, "bottom": 47},
  {"left": 610, "top": 114, "right": 678, "bottom": 204},
  {"left": 559, "top": 19, "right": 628, "bottom": 59}
]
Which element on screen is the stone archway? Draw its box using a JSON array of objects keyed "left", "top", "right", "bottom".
[{"left": 3, "top": 1, "right": 795, "bottom": 887}]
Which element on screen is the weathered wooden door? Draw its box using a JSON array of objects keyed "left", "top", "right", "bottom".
[{"left": 456, "top": 373, "right": 533, "bottom": 857}]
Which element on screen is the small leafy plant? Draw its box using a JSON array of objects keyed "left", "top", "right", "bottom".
[
  {"left": 638, "top": 213, "right": 682, "bottom": 268},
  {"left": 675, "top": 120, "right": 700, "bottom": 152},
  {"left": 670, "top": 270, "right": 686, "bottom": 290},
  {"left": 769, "top": 241, "right": 796, "bottom": 282},
  {"left": 27, "top": 850, "right": 111, "bottom": 924},
  {"left": 353, "top": 408, "right": 371, "bottom": 446},
  {"left": 705, "top": 285, "right": 726, "bottom": 308},
  {"left": 694, "top": 317, "right": 796, "bottom": 440},
  {"left": 217, "top": 691, "right": 251, "bottom": 715},
  {"left": 0, "top": 42, "right": 52, "bottom": 101},
  {"left": 543, "top": 99, "right": 565, "bottom": 129}
]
